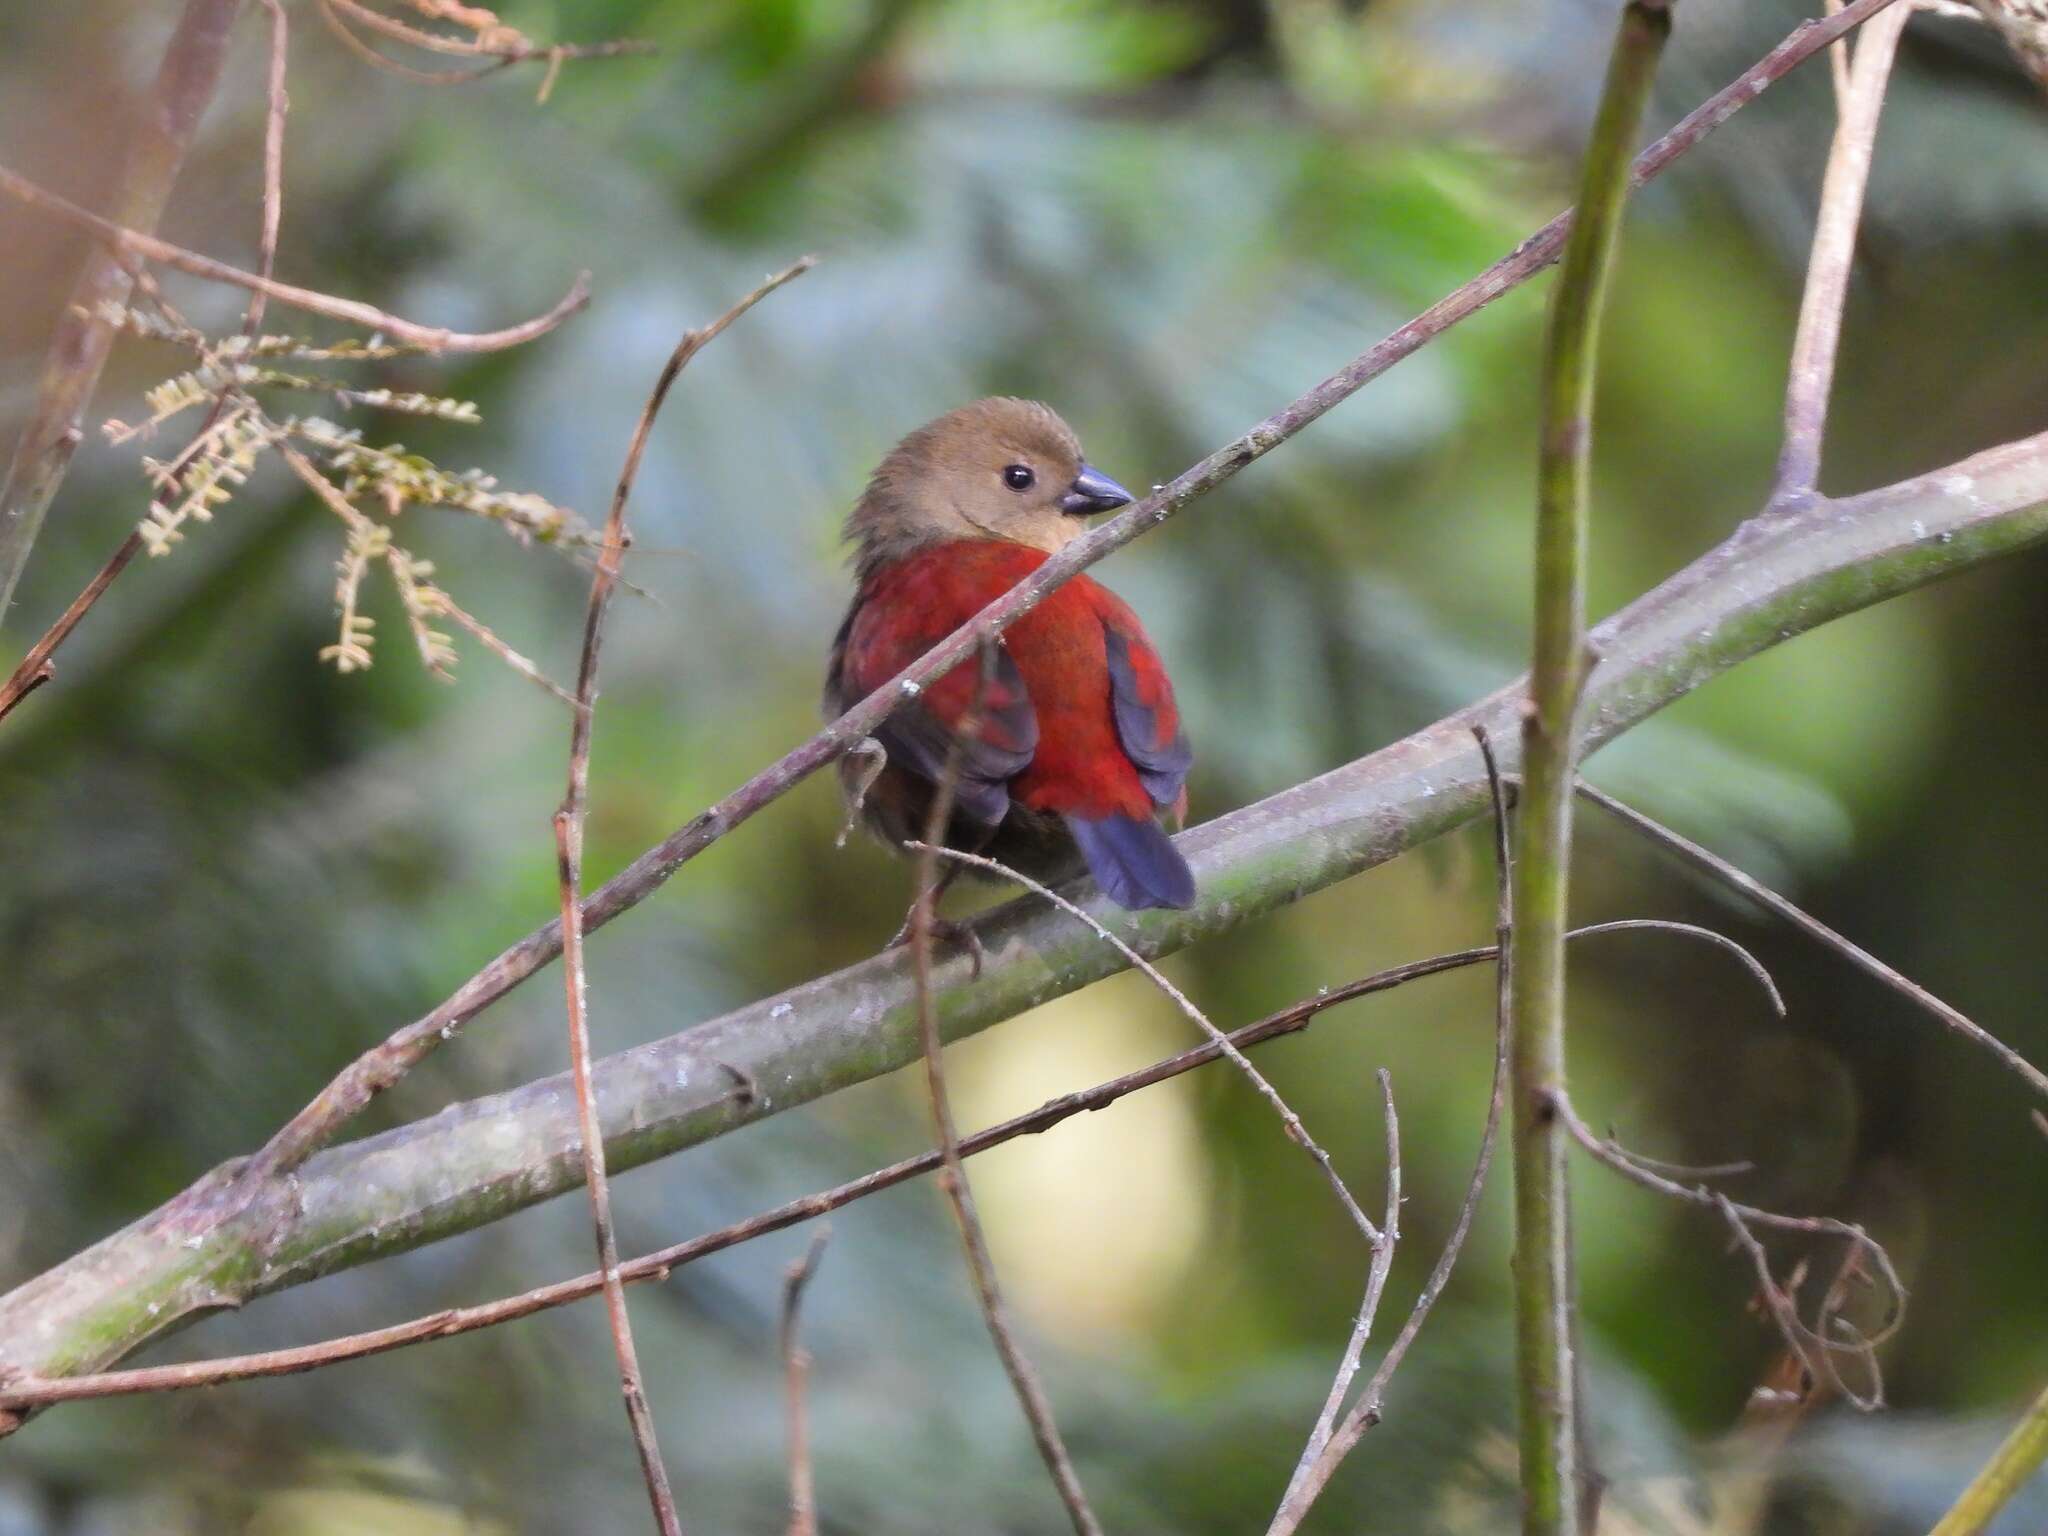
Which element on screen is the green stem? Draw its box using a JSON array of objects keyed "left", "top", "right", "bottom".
[
  {"left": 1928, "top": 1383, "right": 2048, "bottom": 1536},
  {"left": 0, "top": 424, "right": 2042, "bottom": 1412},
  {"left": 1513, "top": 5, "right": 1670, "bottom": 1532},
  {"left": 0, "top": 0, "right": 246, "bottom": 620}
]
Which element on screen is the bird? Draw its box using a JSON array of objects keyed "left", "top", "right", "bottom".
[{"left": 823, "top": 398, "right": 1196, "bottom": 946}]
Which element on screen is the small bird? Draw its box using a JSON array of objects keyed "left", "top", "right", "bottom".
[{"left": 824, "top": 398, "right": 1195, "bottom": 934}]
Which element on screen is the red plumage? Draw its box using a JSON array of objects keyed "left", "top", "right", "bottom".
[{"left": 824, "top": 399, "right": 1195, "bottom": 915}]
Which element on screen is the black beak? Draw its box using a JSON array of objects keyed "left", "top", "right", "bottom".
[{"left": 1060, "top": 463, "right": 1134, "bottom": 517}]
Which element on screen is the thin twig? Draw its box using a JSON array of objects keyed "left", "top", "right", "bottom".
[
  {"left": 553, "top": 264, "right": 811, "bottom": 1536},
  {"left": 1512, "top": 8, "right": 1670, "bottom": 1530},
  {"left": 217, "top": 0, "right": 1911, "bottom": 1184},
  {"left": 322, "top": 0, "right": 651, "bottom": 70},
  {"left": 0, "top": 164, "right": 590, "bottom": 354},
  {"left": 553, "top": 817, "right": 682, "bottom": 1535},
  {"left": 0, "top": 915, "right": 1835, "bottom": 1412},
  {"left": 779, "top": 1229, "right": 829, "bottom": 1536},
  {"left": 909, "top": 841, "right": 1380, "bottom": 1247},
  {"left": 1577, "top": 783, "right": 2048, "bottom": 1099},
  {"left": 318, "top": 0, "right": 501, "bottom": 86},
  {"left": 1277, "top": 1072, "right": 1401, "bottom": 1512},
  {"left": 1547, "top": 1087, "right": 1906, "bottom": 1410},
  {"left": 1773, "top": 0, "right": 1913, "bottom": 499},
  {"left": 909, "top": 652, "right": 1103, "bottom": 1536},
  {"left": 1265, "top": 725, "right": 1521, "bottom": 1536},
  {"left": 0, "top": 538, "right": 141, "bottom": 722}
]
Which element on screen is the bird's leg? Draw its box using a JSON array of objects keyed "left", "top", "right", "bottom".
[{"left": 887, "top": 861, "right": 987, "bottom": 979}]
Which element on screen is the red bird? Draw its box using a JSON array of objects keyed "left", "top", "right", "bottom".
[{"left": 824, "top": 398, "right": 1195, "bottom": 923}]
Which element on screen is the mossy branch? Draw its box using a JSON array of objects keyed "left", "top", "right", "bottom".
[
  {"left": 1512, "top": 4, "right": 1669, "bottom": 1531},
  {"left": 0, "top": 426, "right": 2043, "bottom": 1411}
]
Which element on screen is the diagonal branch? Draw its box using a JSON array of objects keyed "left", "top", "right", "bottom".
[
  {"left": 221, "top": 0, "right": 1913, "bottom": 1189},
  {"left": 0, "top": 921, "right": 1771, "bottom": 1414},
  {"left": 2, "top": 424, "right": 2043, "bottom": 1410},
  {"left": 0, "top": 0, "right": 246, "bottom": 619}
]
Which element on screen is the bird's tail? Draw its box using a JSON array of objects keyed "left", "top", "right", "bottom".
[{"left": 1066, "top": 813, "right": 1196, "bottom": 911}]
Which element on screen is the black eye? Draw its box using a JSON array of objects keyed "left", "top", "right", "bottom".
[{"left": 1002, "top": 464, "right": 1035, "bottom": 492}]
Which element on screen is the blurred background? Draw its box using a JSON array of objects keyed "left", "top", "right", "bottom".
[{"left": 2, "top": 1, "right": 2046, "bottom": 1531}]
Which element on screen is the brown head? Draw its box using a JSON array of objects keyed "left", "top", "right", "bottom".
[{"left": 845, "top": 398, "right": 1134, "bottom": 574}]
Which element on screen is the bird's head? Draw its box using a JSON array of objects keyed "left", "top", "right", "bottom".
[{"left": 846, "top": 397, "right": 1134, "bottom": 572}]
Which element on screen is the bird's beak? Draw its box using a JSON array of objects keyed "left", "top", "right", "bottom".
[{"left": 1060, "top": 463, "right": 1135, "bottom": 517}]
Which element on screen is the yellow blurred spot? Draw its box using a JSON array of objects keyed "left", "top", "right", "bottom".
[{"left": 940, "top": 970, "right": 1212, "bottom": 1348}]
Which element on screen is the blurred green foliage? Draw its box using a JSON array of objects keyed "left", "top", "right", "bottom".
[{"left": 2, "top": 0, "right": 2046, "bottom": 1531}]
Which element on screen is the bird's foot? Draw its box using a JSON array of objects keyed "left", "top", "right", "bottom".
[{"left": 887, "top": 911, "right": 986, "bottom": 982}]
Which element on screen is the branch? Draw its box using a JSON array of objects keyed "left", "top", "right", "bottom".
[
  {"left": 1512, "top": 5, "right": 1669, "bottom": 1531},
  {"left": 0, "top": 0, "right": 245, "bottom": 618},
  {"left": 1, "top": 425, "right": 2043, "bottom": 1407},
  {"left": 1773, "top": 0, "right": 1913, "bottom": 499},
  {"left": 1928, "top": 1382, "right": 2048, "bottom": 1536},
  {"left": 1, "top": 425, "right": 2044, "bottom": 1405},
  {"left": 0, "top": 922, "right": 1760, "bottom": 1412},
  {"left": 222, "top": 0, "right": 1912, "bottom": 1186},
  {"left": 0, "top": 164, "right": 590, "bottom": 355},
  {"left": 0, "top": 946, "right": 1500, "bottom": 1412}
]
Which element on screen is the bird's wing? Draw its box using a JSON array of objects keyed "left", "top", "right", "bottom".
[
  {"left": 841, "top": 602, "right": 1038, "bottom": 826},
  {"left": 1098, "top": 601, "right": 1192, "bottom": 811}
]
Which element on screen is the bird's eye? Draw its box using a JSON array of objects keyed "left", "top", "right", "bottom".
[{"left": 1002, "top": 464, "right": 1035, "bottom": 492}]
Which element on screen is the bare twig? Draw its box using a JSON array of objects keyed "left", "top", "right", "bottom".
[
  {"left": 779, "top": 1229, "right": 829, "bottom": 1536},
  {"left": 0, "top": 164, "right": 590, "bottom": 354},
  {"left": 1577, "top": 783, "right": 2048, "bottom": 1099},
  {"left": 553, "top": 816, "right": 682, "bottom": 1535},
  {"left": 217, "top": 0, "right": 1912, "bottom": 1183},
  {"left": 0, "top": 539, "right": 142, "bottom": 722},
  {"left": 1266, "top": 729, "right": 1523, "bottom": 1536},
  {"left": 553, "top": 263, "right": 812, "bottom": 1536},
  {"left": 319, "top": 0, "right": 651, "bottom": 81},
  {"left": 1278, "top": 1072, "right": 1401, "bottom": 1512},
  {"left": 1512, "top": 7, "right": 1669, "bottom": 1529},
  {"left": 909, "top": 651, "right": 1102, "bottom": 1536},
  {"left": 317, "top": 0, "right": 501, "bottom": 86},
  {"left": 1773, "top": 0, "right": 1913, "bottom": 499},
  {"left": 909, "top": 841, "right": 1380, "bottom": 1247},
  {"left": 1547, "top": 1087, "right": 1905, "bottom": 1410},
  {"left": 0, "top": 0, "right": 245, "bottom": 619}
]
